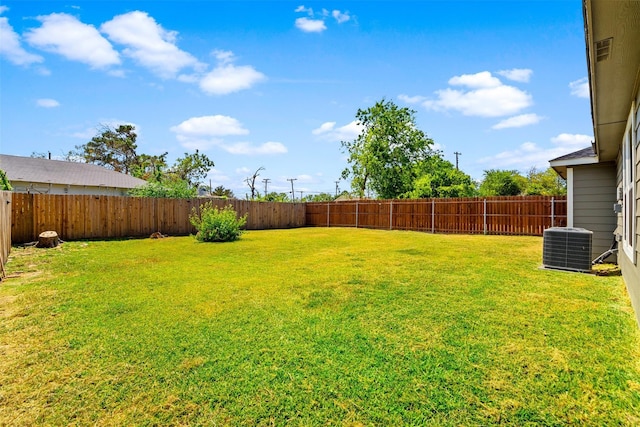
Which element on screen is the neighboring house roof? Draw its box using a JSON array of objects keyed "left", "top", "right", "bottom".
[
  {"left": 550, "top": 146, "right": 596, "bottom": 163},
  {"left": 0, "top": 154, "right": 147, "bottom": 189},
  {"left": 549, "top": 146, "right": 599, "bottom": 179}
]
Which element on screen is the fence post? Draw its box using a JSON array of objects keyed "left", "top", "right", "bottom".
[
  {"left": 550, "top": 197, "right": 555, "bottom": 228},
  {"left": 483, "top": 198, "right": 487, "bottom": 235},
  {"left": 389, "top": 200, "right": 393, "bottom": 230},
  {"left": 431, "top": 199, "right": 435, "bottom": 234},
  {"left": 355, "top": 202, "right": 359, "bottom": 228},
  {"left": 327, "top": 203, "right": 330, "bottom": 227}
]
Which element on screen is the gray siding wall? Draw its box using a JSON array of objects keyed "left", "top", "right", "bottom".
[
  {"left": 620, "top": 247, "right": 640, "bottom": 328},
  {"left": 573, "top": 162, "right": 617, "bottom": 261},
  {"left": 631, "top": 99, "right": 640, "bottom": 327},
  {"left": 615, "top": 90, "right": 640, "bottom": 328}
]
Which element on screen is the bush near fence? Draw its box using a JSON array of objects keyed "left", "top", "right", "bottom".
[
  {"left": 11, "top": 194, "right": 305, "bottom": 244},
  {"left": 306, "top": 196, "right": 567, "bottom": 236}
]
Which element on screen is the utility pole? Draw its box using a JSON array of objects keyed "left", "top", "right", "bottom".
[
  {"left": 298, "top": 190, "right": 304, "bottom": 200},
  {"left": 335, "top": 180, "right": 340, "bottom": 197},
  {"left": 454, "top": 151, "right": 462, "bottom": 170},
  {"left": 287, "top": 178, "right": 297, "bottom": 202},
  {"left": 262, "top": 178, "right": 270, "bottom": 196}
]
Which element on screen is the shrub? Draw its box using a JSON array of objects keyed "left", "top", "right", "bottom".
[
  {"left": 190, "top": 203, "right": 247, "bottom": 242},
  {"left": 0, "top": 169, "right": 12, "bottom": 191}
]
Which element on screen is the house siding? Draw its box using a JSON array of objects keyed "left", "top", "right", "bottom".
[
  {"left": 572, "top": 163, "right": 617, "bottom": 261},
  {"left": 615, "top": 89, "right": 640, "bottom": 327},
  {"left": 620, "top": 248, "right": 640, "bottom": 327}
]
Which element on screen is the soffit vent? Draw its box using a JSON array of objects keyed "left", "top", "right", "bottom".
[{"left": 595, "top": 37, "right": 613, "bottom": 62}]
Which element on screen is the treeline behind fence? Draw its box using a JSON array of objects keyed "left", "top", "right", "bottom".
[
  {"left": 8, "top": 194, "right": 566, "bottom": 245},
  {"left": 306, "top": 196, "right": 567, "bottom": 236}
]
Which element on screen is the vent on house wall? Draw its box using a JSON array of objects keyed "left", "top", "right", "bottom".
[
  {"left": 595, "top": 37, "right": 613, "bottom": 62},
  {"left": 543, "top": 227, "right": 593, "bottom": 272}
]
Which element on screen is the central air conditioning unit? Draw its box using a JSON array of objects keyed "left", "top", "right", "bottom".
[{"left": 543, "top": 227, "right": 593, "bottom": 272}]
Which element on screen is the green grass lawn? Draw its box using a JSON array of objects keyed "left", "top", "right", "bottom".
[{"left": 1, "top": 228, "right": 639, "bottom": 426}]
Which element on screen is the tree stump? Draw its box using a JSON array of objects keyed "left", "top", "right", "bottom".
[{"left": 37, "top": 231, "right": 61, "bottom": 248}]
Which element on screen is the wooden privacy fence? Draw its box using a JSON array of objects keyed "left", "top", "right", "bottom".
[
  {"left": 306, "top": 196, "right": 567, "bottom": 236},
  {"left": 1, "top": 191, "right": 11, "bottom": 279},
  {"left": 11, "top": 193, "right": 306, "bottom": 244},
  {"left": 11, "top": 194, "right": 567, "bottom": 244}
]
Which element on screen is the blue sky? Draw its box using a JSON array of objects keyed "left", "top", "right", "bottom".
[{"left": 0, "top": 1, "right": 592, "bottom": 198}]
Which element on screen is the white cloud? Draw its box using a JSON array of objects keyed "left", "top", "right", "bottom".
[
  {"left": 211, "top": 49, "right": 234, "bottom": 64},
  {"left": 478, "top": 133, "right": 594, "bottom": 171},
  {"left": 294, "top": 6, "right": 348, "bottom": 33},
  {"left": 295, "top": 17, "right": 326, "bottom": 33},
  {"left": 295, "top": 5, "right": 314, "bottom": 15},
  {"left": 206, "top": 168, "right": 231, "bottom": 183},
  {"left": 569, "top": 77, "right": 589, "bottom": 98},
  {"left": 199, "top": 62, "right": 266, "bottom": 95},
  {"left": 170, "top": 115, "right": 285, "bottom": 155},
  {"left": 312, "top": 122, "right": 336, "bottom": 135},
  {"left": 221, "top": 141, "right": 288, "bottom": 155},
  {"left": 101, "top": 11, "right": 201, "bottom": 79},
  {"left": 421, "top": 71, "right": 533, "bottom": 117},
  {"left": 0, "top": 6, "right": 8, "bottom": 14},
  {"left": 170, "top": 115, "right": 249, "bottom": 137},
  {"left": 71, "top": 127, "right": 97, "bottom": 139},
  {"left": 296, "top": 174, "right": 315, "bottom": 182},
  {"left": 36, "top": 98, "right": 60, "bottom": 108},
  {"left": 398, "top": 94, "right": 427, "bottom": 104},
  {"left": 449, "top": 71, "right": 502, "bottom": 88},
  {"left": 177, "top": 136, "right": 224, "bottom": 151},
  {"left": 497, "top": 68, "right": 533, "bottom": 83},
  {"left": 0, "top": 15, "right": 44, "bottom": 66},
  {"left": 108, "top": 69, "right": 126, "bottom": 78},
  {"left": 492, "top": 113, "right": 543, "bottom": 130},
  {"left": 332, "top": 10, "right": 350, "bottom": 23},
  {"left": 25, "top": 13, "right": 120, "bottom": 69},
  {"left": 312, "top": 120, "right": 362, "bottom": 142},
  {"left": 551, "top": 133, "right": 592, "bottom": 147},
  {"left": 478, "top": 142, "right": 567, "bottom": 170}
]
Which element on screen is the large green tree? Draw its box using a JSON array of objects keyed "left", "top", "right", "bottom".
[
  {"left": 76, "top": 124, "right": 141, "bottom": 174},
  {"left": 166, "top": 150, "right": 215, "bottom": 187},
  {"left": 76, "top": 125, "right": 215, "bottom": 198},
  {"left": 341, "top": 99, "right": 437, "bottom": 199},
  {"left": 525, "top": 167, "right": 566, "bottom": 196},
  {"left": 478, "top": 169, "right": 527, "bottom": 196},
  {"left": 211, "top": 185, "right": 235, "bottom": 199},
  {"left": 405, "top": 156, "right": 477, "bottom": 198},
  {"left": 131, "top": 153, "right": 169, "bottom": 181}
]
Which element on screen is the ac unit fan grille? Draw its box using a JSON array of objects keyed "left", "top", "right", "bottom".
[{"left": 543, "top": 227, "right": 592, "bottom": 272}]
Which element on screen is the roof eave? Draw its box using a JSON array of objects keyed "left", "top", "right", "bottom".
[{"left": 585, "top": 0, "right": 640, "bottom": 162}]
